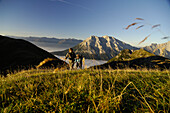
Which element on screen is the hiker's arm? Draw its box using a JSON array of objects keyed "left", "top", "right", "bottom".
[{"left": 65, "top": 53, "right": 69, "bottom": 60}]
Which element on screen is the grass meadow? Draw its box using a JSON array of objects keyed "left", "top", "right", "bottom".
[{"left": 0, "top": 68, "right": 170, "bottom": 112}]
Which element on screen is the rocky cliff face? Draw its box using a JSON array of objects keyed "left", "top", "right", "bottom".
[
  {"left": 52, "top": 35, "right": 138, "bottom": 60},
  {"left": 143, "top": 41, "right": 170, "bottom": 59}
]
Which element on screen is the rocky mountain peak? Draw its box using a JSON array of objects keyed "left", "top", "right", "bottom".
[
  {"left": 143, "top": 41, "right": 170, "bottom": 58},
  {"left": 53, "top": 35, "right": 138, "bottom": 60}
]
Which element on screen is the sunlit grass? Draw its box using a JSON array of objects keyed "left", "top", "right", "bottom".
[{"left": 0, "top": 68, "right": 170, "bottom": 112}]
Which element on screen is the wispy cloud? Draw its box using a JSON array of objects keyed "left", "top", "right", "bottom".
[{"left": 50, "top": 0, "right": 91, "bottom": 11}]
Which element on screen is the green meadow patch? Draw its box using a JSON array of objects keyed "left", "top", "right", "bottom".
[{"left": 0, "top": 69, "right": 170, "bottom": 112}]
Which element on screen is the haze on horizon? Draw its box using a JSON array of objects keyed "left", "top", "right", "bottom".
[{"left": 0, "top": 0, "right": 170, "bottom": 47}]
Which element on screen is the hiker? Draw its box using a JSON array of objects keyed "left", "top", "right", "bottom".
[
  {"left": 65, "top": 48, "right": 76, "bottom": 70},
  {"left": 75, "top": 54, "right": 84, "bottom": 69}
]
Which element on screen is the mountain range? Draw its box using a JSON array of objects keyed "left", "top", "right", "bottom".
[
  {"left": 10, "top": 36, "right": 83, "bottom": 52},
  {"left": 52, "top": 35, "right": 170, "bottom": 60},
  {"left": 10, "top": 35, "right": 170, "bottom": 60},
  {"left": 143, "top": 41, "right": 170, "bottom": 59},
  {"left": 52, "top": 35, "right": 138, "bottom": 60},
  {"left": 0, "top": 35, "right": 66, "bottom": 76}
]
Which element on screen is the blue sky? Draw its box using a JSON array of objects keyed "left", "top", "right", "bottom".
[{"left": 0, "top": 0, "right": 170, "bottom": 47}]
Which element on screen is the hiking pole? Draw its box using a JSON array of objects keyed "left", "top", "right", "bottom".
[{"left": 82, "top": 57, "right": 85, "bottom": 69}]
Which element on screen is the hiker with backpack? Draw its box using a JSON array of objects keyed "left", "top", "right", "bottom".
[{"left": 65, "top": 48, "right": 76, "bottom": 70}]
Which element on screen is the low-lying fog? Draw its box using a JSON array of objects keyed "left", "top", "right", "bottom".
[{"left": 55, "top": 55, "right": 107, "bottom": 68}]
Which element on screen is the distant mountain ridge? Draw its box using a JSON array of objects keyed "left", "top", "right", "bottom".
[
  {"left": 143, "top": 41, "right": 170, "bottom": 59},
  {"left": 52, "top": 35, "right": 138, "bottom": 60},
  {"left": 9, "top": 36, "right": 83, "bottom": 52},
  {"left": 9, "top": 36, "right": 83, "bottom": 43}
]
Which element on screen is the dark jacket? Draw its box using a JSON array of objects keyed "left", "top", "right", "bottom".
[{"left": 65, "top": 52, "right": 76, "bottom": 62}]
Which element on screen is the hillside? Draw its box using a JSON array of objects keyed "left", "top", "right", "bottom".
[
  {"left": 143, "top": 41, "right": 170, "bottom": 59},
  {"left": 0, "top": 35, "right": 66, "bottom": 76},
  {"left": 1, "top": 69, "right": 169, "bottom": 112},
  {"left": 108, "top": 49, "right": 155, "bottom": 62},
  {"left": 52, "top": 35, "right": 138, "bottom": 60},
  {"left": 93, "top": 49, "right": 170, "bottom": 70},
  {"left": 10, "top": 36, "right": 83, "bottom": 52}
]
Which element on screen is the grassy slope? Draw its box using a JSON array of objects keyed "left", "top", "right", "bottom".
[
  {"left": 108, "top": 49, "right": 155, "bottom": 63},
  {"left": 0, "top": 69, "right": 170, "bottom": 112},
  {"left": 0, "top": 35, "right": 66, "bottom": 76},
  {"left": 98, "top": 49, "right": 170, "bottom": 70}
]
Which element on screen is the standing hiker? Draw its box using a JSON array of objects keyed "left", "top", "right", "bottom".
[
  {"left": 75, "top": 54, "right": 84, "bottom": 69},
  {"left": 65, "top": 48, "right": 76, "bottom": 70}
]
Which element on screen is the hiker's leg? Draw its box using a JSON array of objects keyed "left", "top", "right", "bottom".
[
  {"left": 69, "top": 64, "right": 72, "bottom": 70},
  {"left": 79, "top": 63, "right": 82, "bottom": 69},
  {"left": 72, "top": 62, "right": 74, "bottom": 70},
  {"left": 75, "top": 63, "right": 78, "bottom": 69},
  {"left": 69, "top": 60, "right": 73, "bottom": 70}
]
